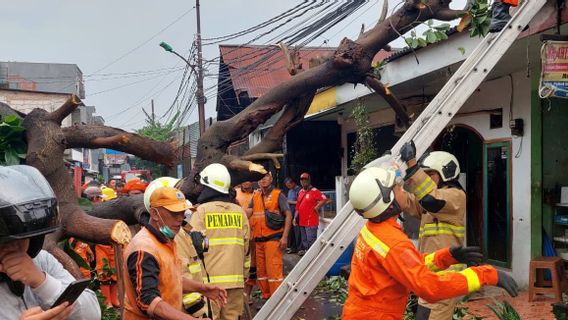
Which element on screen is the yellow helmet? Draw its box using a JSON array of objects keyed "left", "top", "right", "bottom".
[
  {"left": 349, "top": 167, "right": 397, "bottom": 220},
  {"left": 101, "top": 186, "right": 117, "bottom": 201}
]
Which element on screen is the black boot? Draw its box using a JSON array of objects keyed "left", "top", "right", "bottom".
[{"left": 489, "top": 1, "right": 512, "bottom": 33}]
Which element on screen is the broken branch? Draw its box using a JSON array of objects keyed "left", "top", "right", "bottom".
[
  {"left": 49, "top": 95, "right": 82, "bottom": 125},
  {"left": 365, "top": 75, "right": 410, "bottom": 128}
]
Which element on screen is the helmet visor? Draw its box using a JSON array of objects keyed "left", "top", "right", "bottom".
[{"left": 0, "top": 199, "right": 59, "bottom": 243}]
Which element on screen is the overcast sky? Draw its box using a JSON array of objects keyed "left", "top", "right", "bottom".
[{"left": 1, "top": 0, "right": 463, "bottom": 131}]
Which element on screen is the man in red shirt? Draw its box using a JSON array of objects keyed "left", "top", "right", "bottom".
[{"left": 295, "top": 172, "right": 329, "bottom": 255}]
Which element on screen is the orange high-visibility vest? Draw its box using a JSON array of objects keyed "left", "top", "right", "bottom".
[
  {"left": 123, "top": 227, "right": 182, "bottom": 320},
  {"left": 251, "top": 189, "right": 284, "bottom": 239}
]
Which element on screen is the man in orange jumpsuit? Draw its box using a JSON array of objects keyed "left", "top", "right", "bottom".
[
  {"left": 342, "top": 165, "right": 518, "bottom": 320},
  {"left": 247, "top": 173, "right": 292, "bottom": 302}
]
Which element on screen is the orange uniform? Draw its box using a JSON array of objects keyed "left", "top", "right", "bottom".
[
  {"left": 123, "top": 227, "right": 182, "bottom": 319},
  {"left": 342, "top": 219, "right": 499, "bottom": 319},
  {"left": 96, "top": 244, "right": 119, "bottom": 307},
  {"left": 250, "top": 188, "right": 287, "bottom": 299},
  {"left": 68, "top": 238, "right": 93, "bottom": 279}
]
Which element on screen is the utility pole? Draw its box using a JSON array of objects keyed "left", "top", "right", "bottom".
[
  {"left": 195, "top": 0, "right": 206, "bottom": 136},
  {"left": 151, "top": 99, "right": 155, "bottom": 125}
]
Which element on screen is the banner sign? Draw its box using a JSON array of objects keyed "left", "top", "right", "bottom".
[{"left": 540, "top": 40, "right": 568, "bottom": 99}]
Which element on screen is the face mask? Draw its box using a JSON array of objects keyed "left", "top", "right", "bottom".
[{"left": 155, "top": 209, "right": 176, "bottom": 239}]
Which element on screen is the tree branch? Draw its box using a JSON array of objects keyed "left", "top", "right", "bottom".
[
  {"left": 240, "top": 153, "right": 284, "bottom": 169},
  {"left": 49, "top": 95, "right": 82, "bottom": 125},
  {"left": 89, "top": 194, "right": 146, "bottom": 225},
  {"left": 0, "top": 102, "right": 26, "bottom": 118},
  {"left": 435, "top": 8, "right": 467, "bottom": 20},
  {"left": 245, "top": 92, "right": 316, "bottom": 155},
  {"left": 63, "top": 124, "right": 176, "bottom": 166},
  {"left": 379, "top": 0, "right": 389, "bottom": 23},
  {"left": 365, "top": 76, "right": 410, "bottom": 128}
]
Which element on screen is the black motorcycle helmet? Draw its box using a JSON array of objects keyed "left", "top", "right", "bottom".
[{"left": 0, "top": 165, "right": 59, "bottom": 258}]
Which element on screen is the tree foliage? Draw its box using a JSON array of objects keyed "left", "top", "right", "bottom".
[
  {"left": 350, "top": 100, "right": 378, "bottom": 175},
  {"left": 0, "top": 114, "right": 27, "bottom": 165}
]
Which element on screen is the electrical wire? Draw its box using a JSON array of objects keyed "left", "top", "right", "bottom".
[
  {"left": 89, "top": 6, "right": 196, "bottom": 76},
  {"left": 201, "top": 1, "right": 314, "bottom": 44}
]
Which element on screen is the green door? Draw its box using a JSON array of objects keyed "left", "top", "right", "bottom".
[{"left": 484, "top": 141, "right": 512, "bottom": 267}]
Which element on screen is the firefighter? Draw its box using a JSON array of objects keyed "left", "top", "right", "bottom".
[
  {"left": 398, "top": 142, "right": 468, "bottom": 319},
  {"left": 489, "top": 0, "right": 518, "bottom": 33},
  {"left": 190, "top": 163, "right": 250, "bottom": 320},
  {"left": 96, "top": 186, "right": 120, "bottom": 307},
  {"left": 342, "top": 166, "right": 518, "bottom": 319},
  {"left": 144, "top": 177, "right": 209, "bottom": 318}
]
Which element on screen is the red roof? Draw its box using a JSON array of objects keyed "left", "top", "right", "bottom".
[{"left": 219, "top": 44, "right": 392, "bottom": 98}]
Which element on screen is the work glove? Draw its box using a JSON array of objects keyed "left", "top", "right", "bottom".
[
  {"left": 496, "top": 270, "right": 518, "bottom": 297},
  {"left": 399, "top": 140, "right": 416, "bottom": 162},
  {"left": 449, "top": 246, "right": 484, "bottom": 266}
]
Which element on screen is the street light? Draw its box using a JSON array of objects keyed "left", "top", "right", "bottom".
[{"left": 159, "top": 41, "right": 206, "bottom": 135}]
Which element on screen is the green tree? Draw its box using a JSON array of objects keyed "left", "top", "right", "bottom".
[
  {"left": 350, "top": 100, "right": 378, "bottom": 175},
  {"left": 133, "top": 111, "right": 179, "bottom": 178}
]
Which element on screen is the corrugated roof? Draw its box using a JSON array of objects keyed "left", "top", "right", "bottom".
[{"left": 219, "top": 44, "right": 393, "bottom": 98}]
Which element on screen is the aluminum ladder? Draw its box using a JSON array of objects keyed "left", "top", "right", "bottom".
[{"left": 255, "top": 0, "right": 548, "bottom": 318}]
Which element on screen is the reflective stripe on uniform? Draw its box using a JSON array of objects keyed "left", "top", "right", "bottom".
[
  {"left": 244, "top": 257, "right": 251, "bottom": 268},
  {"left": 183, "top": 292, "right": 202, "bottom": 305},
  {"left": 360, "top": 225, "right": 390, "bottom": 258},
  {"left": 204, "top": 274, "right": 244, "bottom": 284},
  {"left": 459, "top": 268, "right": 481, "bottom": 293},
  {"left": 412, "top": 175, "right": 436, "bottom": 200},
  {"left": 419, "top": 222, "right": 465, "bottom": 238},
  {"left": 188, "top": 263, "right": 202, "bottom": 274},
  {"left": 424, "top": 252, "right": 442, "bottom": 272},
  {"left": 208, "top": 237, "right": 244, "bottom": 246},
  {"left": 268, "top": 278, "right": 283, "bottom": 282},
  {"left": 436, "top": 263, "right": 467, "bottom": 275}
]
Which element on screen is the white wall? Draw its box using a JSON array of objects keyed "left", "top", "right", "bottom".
[{"left": 450, "top": 71, "right": 532, "bottom": 287}]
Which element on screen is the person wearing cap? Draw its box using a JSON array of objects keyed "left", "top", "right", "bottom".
[
  {"left": 96, "top": 187, "right": 120, "bottom": 308},
  {"left": 190, "top": 163, "right": 250, "bottom": 320},
  {"left": 84, "top": 186, "right": 103, "bottom": 203},
  {"left": 0, "top": 165, "right": 100, "bottom": 320},
  {"left": 296, "top": 172, "right": 329, "bottom": 255},
  {"left": 123, "top": 186, "right": 227, "bottom": 320},
  {"left": 247, "top": 172, "right": 292, "bottom": 302},
  {"left": 123, "top": 178, "right": 147, "bottom": 196},
  {"left": 284, "top": 177, "right": 301, "bottom": 254}
]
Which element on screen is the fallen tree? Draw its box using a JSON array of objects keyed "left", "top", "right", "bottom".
[{"left": 0, "top": 0, "right": 468, "bottom": 275}]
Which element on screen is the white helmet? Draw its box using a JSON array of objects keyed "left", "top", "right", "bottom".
[
  {"left": 199, "top": 163, "right": 231, "bottom": 194},
  {"left": 349, "top": 167, "right": 396, "bottom": 220},
  {"left": 420, "top": 151, "right": 460, "bottom": 182},
  {"left": 144, "top": 177, "right": 181, "bottom": 212}
]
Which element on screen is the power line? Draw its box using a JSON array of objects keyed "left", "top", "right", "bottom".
[{"left": 88, "top": 6, "right": 196, "bottom": 76}]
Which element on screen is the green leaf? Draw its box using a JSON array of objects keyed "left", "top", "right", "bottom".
[
  {"left": 62, "top": 239, "right": 92, "bottom": 270},
  {"left": 427, "top": 19, "right": 433, "bottom": 26},
  {"left": 458, "top": 47, "right": 466, "bottom": 55},
  {"left": 4, "top": 148, "right": 20, "bottom": 165},
  {"left": 426, "top": 31, "right": 438, "bottom": 43},
  {"left": 434, "top": 23, "right": 451, "bottom": 31},
  {"left": 3, "top": 115, "right": 19, "bottom": 125},
  {"left": 437, "top": 31, "right": 449, "bottom": 40},
  {"left": 418, "top": 38, "right": 428, "bottom": 47}
]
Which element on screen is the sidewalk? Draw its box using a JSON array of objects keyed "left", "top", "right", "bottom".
[{"left": 464, "top": 288, "right": 558, "bottom": 319}]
